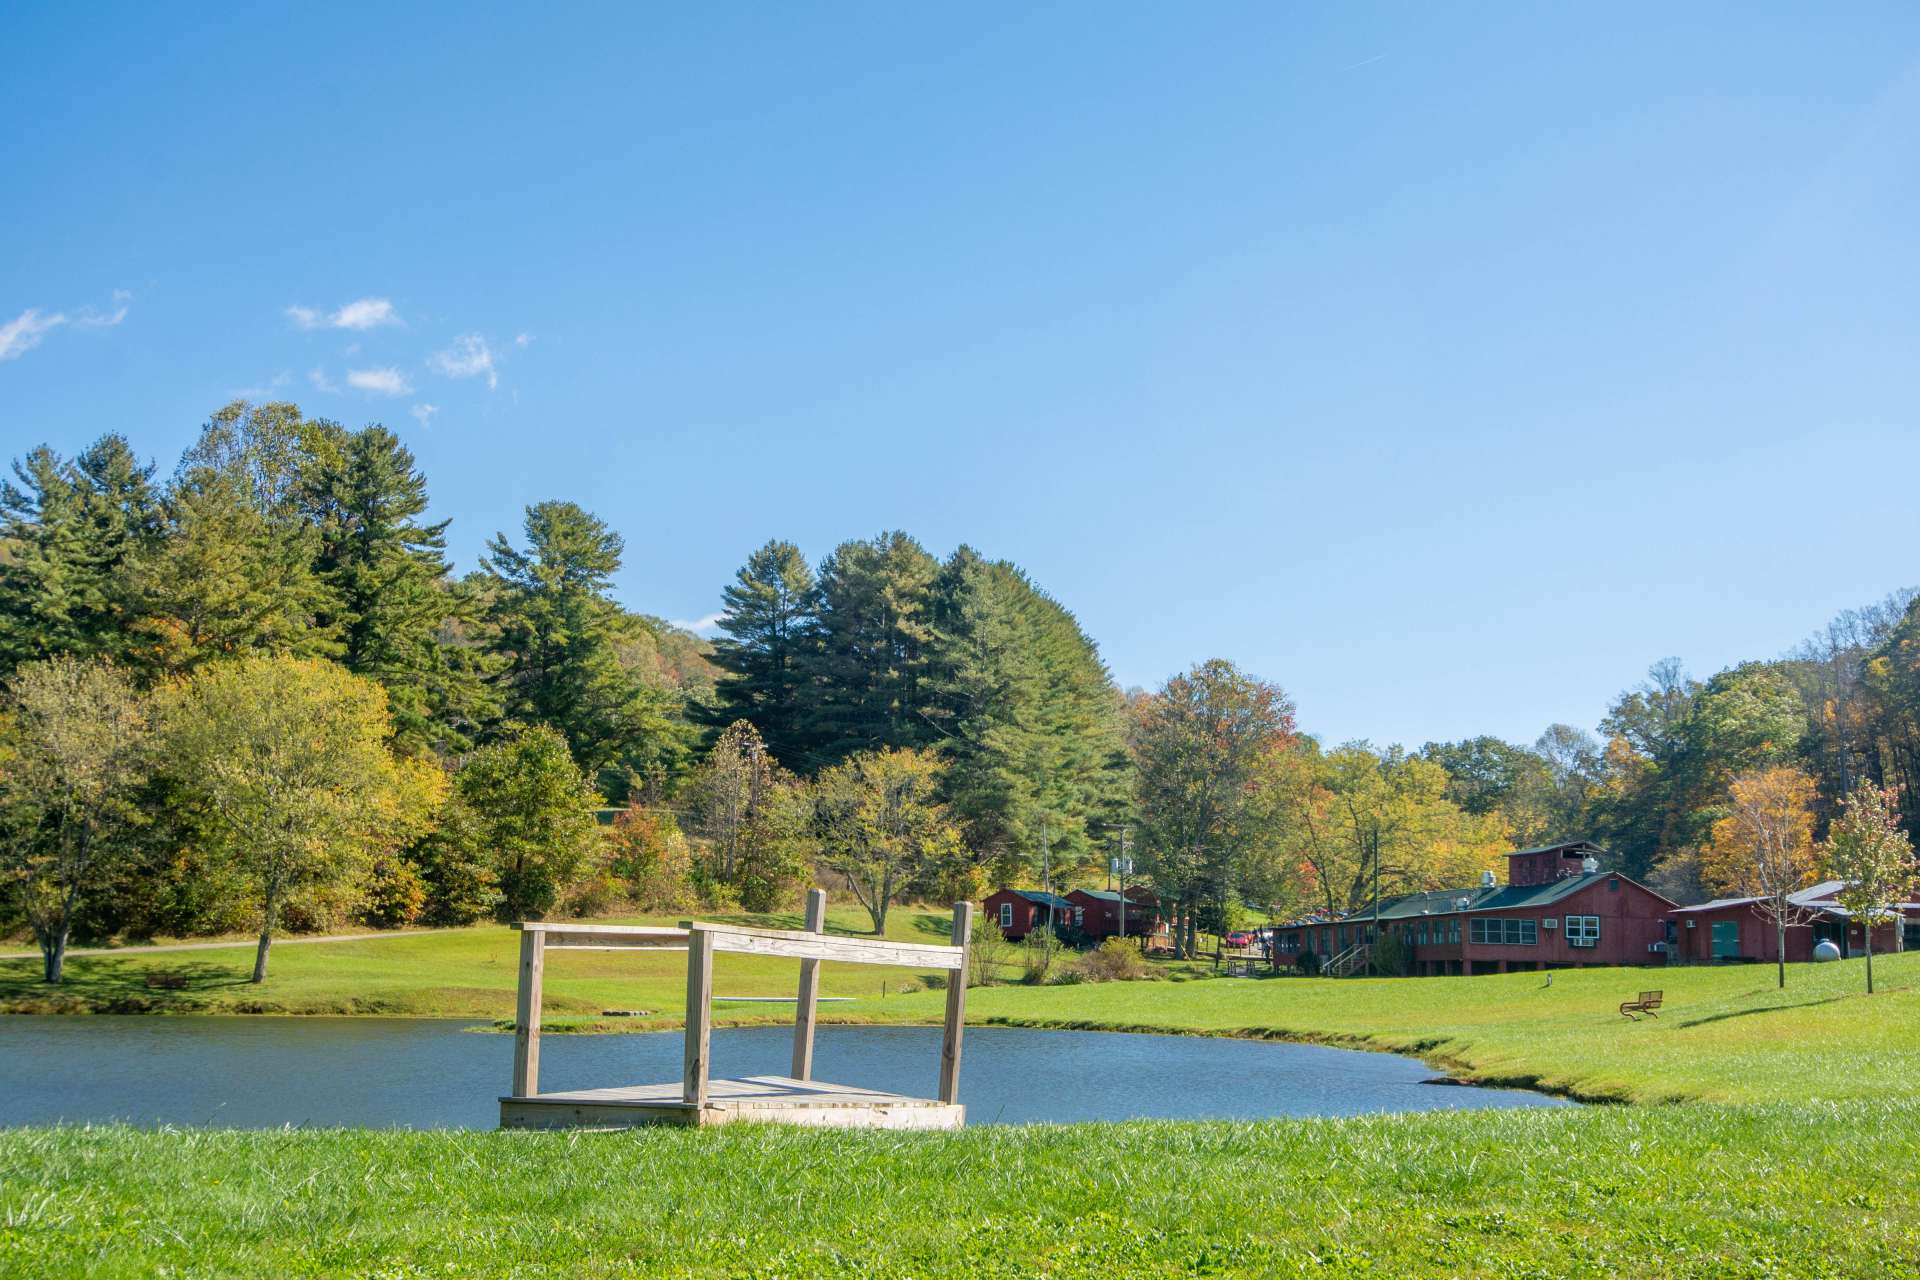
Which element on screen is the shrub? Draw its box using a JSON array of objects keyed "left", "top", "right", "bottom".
[
  {"left": 1296, "top": 950, "right": 1321, "bottom": 976},
  {"left": 606, "top": 807, "right": 699, "bottom": 913},
  {"left": 1071, "top": 937, "right": 1148, "bottom": 983},
  {"left": 357, "top": 855, "right": 427, "bottom": 928}
]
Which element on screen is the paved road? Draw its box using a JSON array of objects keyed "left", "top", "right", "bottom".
[{"left": 0, "top": 929, "right": 456, "bottom": 962}]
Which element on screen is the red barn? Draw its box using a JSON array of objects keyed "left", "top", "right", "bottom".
[
  {"left": 1272, "top": 842, "right": 1679, "bottom": 975},
  {"left": 1668, "top": 880, "right": 1920, "bottom": 964},
  {"left": 1065, "top": 887, "right": 1157, "bottom": 938},
  {"left": 982, "top": 888, "right": 1075, "bottom": 940}
]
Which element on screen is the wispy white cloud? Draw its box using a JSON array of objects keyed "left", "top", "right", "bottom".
[
  {"left": 669, "top": 612, "right": 725, "bottom": 637},
  {"left": 75, "top": 289, "right": 132, "bottom": 328},
  {"left": 0, "top": 308, "right": 68, "bottom": 361},
  {"left": 347, "top": 366, "right": 413, "bottom": 396},
  {"left": 308, "top": 367, "right": 339, "bottom": 393},
  {"left": 428, "top": 333, "right": 498, "bottom": 389},
  {"left": 2, "top": 289, "right": 136, "bottom": 362},
  {"left": 410, "top": 403, "right": 440, "bottom": 427},
  {"left": 288, "top": 297, "right": 400, "bottom": 331},
  {"left": 514, "top": 332, "right": 533, "bottom": 348}
]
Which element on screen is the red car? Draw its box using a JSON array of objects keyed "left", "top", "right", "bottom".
[{"left": 1224, "top": 930, "right": 1257, "bottom": 948}]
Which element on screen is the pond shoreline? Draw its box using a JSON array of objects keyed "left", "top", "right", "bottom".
[{"left": 0, "top": 1016, "right": 1573, "bottom": 1129}]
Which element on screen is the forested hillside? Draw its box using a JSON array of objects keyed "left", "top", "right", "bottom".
[{"left": 4, "top": 401, "right": 1918, "bottom": 980}]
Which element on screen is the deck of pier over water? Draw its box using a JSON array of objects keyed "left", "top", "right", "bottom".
[{"left": 499, "top": 893, "right": 973, "bottom": 1131}]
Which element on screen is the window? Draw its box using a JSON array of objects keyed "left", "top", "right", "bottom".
[
  {"left": 999, "top": 903, "right": 1013, "bottom": 929},
  {"left": 1073, "top": 906, "right": 1085, "bottom": 927},
  {"left": 1566, "top": 915, "right": 1600, "bottom": 948},
  {"left": 1609, "top": 877, "right": 1620, "bottom": 892},
  {"left": 1470, "top": 918, "right": 1537, "bottom": 945},
  {"left": 1449, "top": 918, "right": 1460, "bottom": 944}
]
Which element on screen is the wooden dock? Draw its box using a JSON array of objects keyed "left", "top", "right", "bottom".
[
  {"left": 502, "top": 1076, "right": 963, "bottom": 1130},
  {"left": 500, "top": 891, "right": 974, "bottom": 1131}
]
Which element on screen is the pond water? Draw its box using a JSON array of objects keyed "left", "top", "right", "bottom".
[{"left": 0, "top": 1017, "right": 1570, "bottom": 1128}]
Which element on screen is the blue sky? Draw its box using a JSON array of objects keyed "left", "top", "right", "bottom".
[{"left": 4, "top": 5, "right": 1918, "bottom": 749}]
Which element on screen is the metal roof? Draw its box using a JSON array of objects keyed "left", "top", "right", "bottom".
[
  {"left": 1008, "top": 890, "right": 1075, "bottom": 909},
  {"left": 1668, "top": 880, "right": 1908, "bottom": 915}
]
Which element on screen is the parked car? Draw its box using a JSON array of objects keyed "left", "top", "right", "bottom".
[{"left": 1224, "top": 930, "right": 1257, "bottom": 949}]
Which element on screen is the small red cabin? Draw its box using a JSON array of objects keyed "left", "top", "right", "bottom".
[
  {"left": 983, "top": 888, "right": 1075, "bottom": 940},
  {"left": 1064, "top": 887, "right": 1156, "bottom": 938}
]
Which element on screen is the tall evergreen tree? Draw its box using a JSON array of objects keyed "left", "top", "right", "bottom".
[
  {"left": 801, "top": 530, "right": 939, "bottom": 763},
  {"left": 708, "top": 539, "right": 819, "bottom": 768},
  {"left": 0, "top": 436, "right": 158, "bottom": 673},
  {"left": 927, "top": 547, "right": 1129, "bottom": 882},
  {"left": 298, "top": 423, "right": 495, "bottom": 754},
  {"left": 482, "top": 500, "right": 676, "bottom": 793}
]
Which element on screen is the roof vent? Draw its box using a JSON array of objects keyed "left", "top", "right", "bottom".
[
  {"left": 1480, "top": 870, "right": 1497, "bottom": 889},
  {"left": 1581, "top": 856, "right": 1599, "bottom": 874}
]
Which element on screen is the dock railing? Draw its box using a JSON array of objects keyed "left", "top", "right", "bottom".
[{"left": 511, "top": 890, "right": 975, "bottom": 1111}]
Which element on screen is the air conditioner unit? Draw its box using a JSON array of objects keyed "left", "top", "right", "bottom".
[
  {"left": 1570, "top": 937, "right": 1596, "bottom": 948},
  {"left": 1647, "top": 942, "right": 1666, "bottom": 953},
  {"left": 1542, "top": 918, "right": 1558, "bottom": 930}
]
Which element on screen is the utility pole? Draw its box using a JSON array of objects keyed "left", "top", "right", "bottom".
[{"left": 1040, "top": 815, "right": 1053, "bottom": 968}]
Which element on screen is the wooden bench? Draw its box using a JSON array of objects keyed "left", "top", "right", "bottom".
[{"left": 1619, "top": 990, "right": 1663, "bottom": 1020}]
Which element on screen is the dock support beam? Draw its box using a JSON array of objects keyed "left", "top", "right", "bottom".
[
  {"left": 512, "top": 928, "right": 545, "bottom": 1097},
  {"left": 939, "top": 901, "right": 973, "bottom": 1104},
  {"left": 683, "top": 927, "right": 714, "bottom": 1104},
  {"left": 791, "top": 888, "right": 827, "bottom": 1080}
]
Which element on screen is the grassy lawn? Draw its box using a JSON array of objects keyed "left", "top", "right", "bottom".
[
  {"left": 0, "top": 906, "right": 971, "bottom": 1027},
  {"left": 4, "top": 1102, "right": 1915, "bottom": 1279},
  {"left": 861, "top": 950, "right": 1920, "bottom": 1105}
]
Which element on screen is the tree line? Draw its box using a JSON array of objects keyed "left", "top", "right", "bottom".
[{"left": 4, "top": 400, "right": 1917, "bottom": 980}]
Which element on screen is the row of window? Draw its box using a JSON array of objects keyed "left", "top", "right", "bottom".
[{"left": 1279, "top": 914, "right": 1606, "bottom": 952}]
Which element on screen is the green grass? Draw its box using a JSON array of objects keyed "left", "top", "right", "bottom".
[
  {"left": 860, "top": 951, "right": 1920, "bottom": 1105},
  {"left": 4, "top": 1102, "right": 1916, "bottom": 1278},
  {"left": 0, "top": 906, "right": 970, "bottom": 1027}
]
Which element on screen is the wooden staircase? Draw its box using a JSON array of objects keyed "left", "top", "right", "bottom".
[{"left": 1323, "top": 941, "right": 1373, "bottom": 977}]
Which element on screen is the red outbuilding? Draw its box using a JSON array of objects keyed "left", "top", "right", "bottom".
[
  {"left": 1667, "top": 880, "right": 1920, "bottom": 964},
  {"left": 1064, "top": 887, "right": 1157, "bottom": 938},
  {"left": 982, "top": 888, "right": 1076, "bottom": 941}
]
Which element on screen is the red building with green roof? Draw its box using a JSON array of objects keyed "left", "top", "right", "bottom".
[{"left": 1272, "top": 842, "right": 1679, "bottom": 975}]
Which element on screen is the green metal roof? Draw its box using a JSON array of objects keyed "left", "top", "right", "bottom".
[{"left": 1345, "top": 872, "right": 1614, "bottom": 922}]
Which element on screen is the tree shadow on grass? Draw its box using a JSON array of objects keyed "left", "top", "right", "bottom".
[
  {"left": 1676, "top": 993, "right": 1851, "bottom": 1028},
  {"left": 0, "top": 957, "right": 255, "bottom": 1013}
]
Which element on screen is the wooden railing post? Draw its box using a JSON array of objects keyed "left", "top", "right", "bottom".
[
  {"left": 791, "top": 888, "right": 827, "bottom": 1081},
  {"left": 683, "top": 926, "right": 714, "bottom": 1105},
  {"left": 511, "top": 927, "right": 545, "bottom": 1098},
  {"left": 939, "top": 901, "right": 974, "bottom": 1104}
]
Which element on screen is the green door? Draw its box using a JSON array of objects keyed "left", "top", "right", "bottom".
[{"left": 1711, "top": 920, "right": 1740, "bottom": 959}]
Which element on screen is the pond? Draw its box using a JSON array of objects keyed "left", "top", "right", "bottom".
[{"left": 0, "top": 1016, "right": 1570, "bottom": 1128}]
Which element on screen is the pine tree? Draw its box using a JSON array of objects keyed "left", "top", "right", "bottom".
[
  {"left": 0, "top": 436, "right": 158, "bottom": 673},
  {"left": 482, "top": 501, "right": 677, "bottom": 793},
  {"left": 926, "top": 548, "right": 1131, "bottom": 882},
  {"left": 802, "top": 531, "right": 939, "bottom": 763},
  {"left": 708, "top": 539, "right": 819, "bottom": 769},
  {"left": 299, "top": 423, "right": 495, "bottom": 754}
]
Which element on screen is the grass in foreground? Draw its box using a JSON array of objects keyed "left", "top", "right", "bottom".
[{"left": 5, "top": 1102, "right": 1916, "bottom": 1279}]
